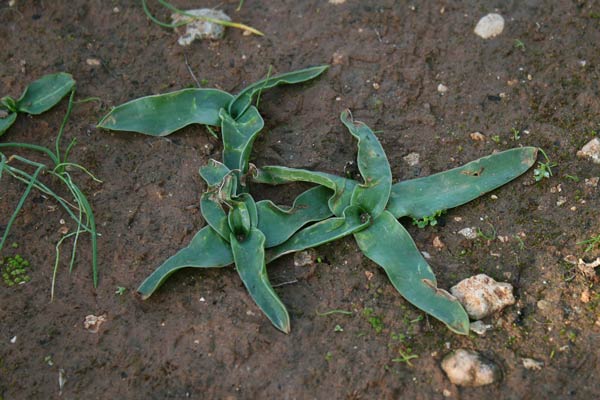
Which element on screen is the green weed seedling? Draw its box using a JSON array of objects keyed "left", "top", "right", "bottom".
[
  {"left": 1, "top": 254, "right": 31, "bottom": 287},
  {"left": 578, "top": 234, "right": 600, "bottom": 253},
  {"left": 99, "top": 67, "right": 538, "bottom": 335},
  {"left": 412, "top": 210, "right": 444, "bottom": 228},
  {"left": 533, "top": 148, "right": 556, "bottom": 182},
  {"left": 0, "top": 73, "right": 75, "bottom": 136},
  {"left": 1, "top": 73, "right": 101, "bottom": 299}
]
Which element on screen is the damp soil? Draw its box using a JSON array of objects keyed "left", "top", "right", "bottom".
[{"left": 1, "top": 1, "right": 600, "bottom": 399}]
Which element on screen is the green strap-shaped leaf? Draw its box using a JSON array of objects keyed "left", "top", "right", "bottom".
[
  {"left": 16, "top": 72, "right": 75, "bottom": 115},
  {"left": 253, "top": 166, "right": 357, "bottom": 216},
  {"left": 231, "top": 228, "right": 291, "bottom": 333},
  {"left": 200, "top": 193, "right": 231, "bottom": 241},
  {"left": 354, "top": 211, "right": 469, "bottom": 334},
  {"left": 137, "top": 226, "right": 233, "bottom": 299},
  {"left": 257, "top": 186, "right": 334, "bottom": 248},
  {"left": 97, "top": 89, "right": 233, "bottom": 136},
  {"left": 228, "top": 65, "right": 329, "bottom": 118},
  {"left": 341, "top": 110, "right": 392, "bottom": 218},
  {"left": 387, "top": 147, "right": 538, "bottom": 219},
  {"left": 0, "top": 112, "right": 17, "bottom": 136},
  {"left": 220, "top": 106, "right": 264, "bottom": 175},
  {"left": 266, "top": 205, "right": 370, "bottom": 262},
  {"left": 199, "top": 159, "right": 231, "bottom": 187}
]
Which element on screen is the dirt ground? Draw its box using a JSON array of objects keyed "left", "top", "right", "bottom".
[{"left": 1, "top": 0, "right": 600, "bottom": 398}]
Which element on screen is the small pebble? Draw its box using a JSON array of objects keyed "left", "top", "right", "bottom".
[
  {"left": 470, "top": 320, "right": 492, "bottom": 335},
  {"left": 433, "top": 236, "right": 445, "bottom": 250},
  {"left": 522, "top": 358, "right": 543, "bottom": 370},
  {"left": 450, "top": 274, "right": 515, "bottom": 319},
  {"left": 474, "top": 13, "right": 505, "bottom": 39},
  {"left": 441, "top": 349, "right": 501, "bottom": 387},
  {"left": 470, "top": 132, "right": 486, "bottom": 142},
  {"left": 576, "top": 138, "right": 600, "bottom": 164},
  {"left": 10, "top": 336, "right": 17, "bottom": 344},
  {"left": 437, "top": 83, "right": 449, "bottom": 94},
  {"left": 294, "top": 250, "right": 315, "bottom": 267},
  {"left": 458, "top": 227, "right": 478, "bottom": 240},
  {"left": 86, "top": 58, "right": 101, "bottom": 66},
  {"left": 84, "top": 314, "right": 107, "bottom": 333},
  {"left": 536, "top": 299, "right": 551, "bottom": 311},
  {"left": 172, "top": 9, "right": 231, "bottom": 46},
  {"left": 403, "top": 152, "right": 420, "bottom": 166}
]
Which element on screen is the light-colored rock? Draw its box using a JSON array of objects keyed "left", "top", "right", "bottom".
[
  {"left": 536, "top": 299, "right": 551, "bottom": 312},
  {"left": 84, "top": 314, "right": 107, "bottom": 333},
  {"left": 171, "top": 9, "right": 231, "bottom": 46},
  {"left": 450, "top": 274, "right": 515, "bottom": 319},
  {"left": 474, "top": 13, "right": 505, "bottom": 39},
  {"left": 293, "top": 250, "right": 315, "bottom": 267},
  {"left": 403, "top": 152, "right": 420, "bottom": 166},
  {"left": 470, "top": 132, "right": 486, "bottom": 142},
  {"left": 437, "top": 83, "right": 449, "bottom": 94},
  {"left": 470, "top": 320, "right": 492, "bottom": 335},
  {"left": 458, "top": 227, "right": 478, "bottom": 240},
  {"left": 441, "top": 349, "right": 501, "bottom": 387},
  {"left": 577, "top": 138, "right": 600, "bottom": 164},
  {"left": 522, "top": 358, "right": 543, "bottom": 370}
]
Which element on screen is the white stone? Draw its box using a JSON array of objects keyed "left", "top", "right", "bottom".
[
  {"left": 171, "top": 9, "right": 231, "bottom": 46},
  {"left": 576, "top": 138, "right": 600, "bottom": 164},
  {"left": 522, "top": 358, "right": 543, "bottom": 370},
  {"left": 450, "top": 274, "right": 515, "bottom": 319},
  {"left": 293, "top": 250, "right": 315, "bottom": 267},
  {"left": 403, "top": 152, "right": 420, "bottom": 166},
  {"left": 474, "top": 13, "right": 505, "bottom": 39},
  {"left": 437, "top": 83, "right": 449, "bottom": 94},
  {"left": 458, "top": 227, "right": 478, "bottom": 240},
  {"left": 441, "top": 349, "right": 501, "bottom": 387},
  {"left": 470, "top": 320, "right": 492, "bottom": 335}
]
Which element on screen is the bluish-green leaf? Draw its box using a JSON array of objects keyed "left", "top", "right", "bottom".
[
  {"left": 97, "top": 88, "right": 233, "bottom": 136},
  {"left": 200, "top": 193, "right": 231, "bottom": 241},
  {"left": 253, "top": 166, "right": 357, "bottom": 216},
  {"left": 228, "top": 65, "right": 329, "bottom": 118},
  {"left": 341, "top": 110, "right": 392, "bottom": 218},
  {"left": 0, "top": 112, "right": 17, "bottom": 136},
  {"left": 266, "top": 205, "right": 369, "bottom": 262},
  {"left": 354, "top": 211, "right": 469, "bottom": 335},
  {"left": 16, "top": 72, "right": 75, "bottom": 115},
  {"left": 220, "top": 106, "right": 264, "bottom": 175},
  {"left": 199, "top": 159, "right": 231, "bottom": 187},
  {"left": 137, "top": 226, "right": 233, "bottom": 299},
  {"left": 231, "top": 228, "right": 290, "bottom": 333},
  {"left": 257, "top": 186, "right": 334, "bottom": 248},
  {"left": 387, "top": 147, "right": 538, "bottom": 219}
]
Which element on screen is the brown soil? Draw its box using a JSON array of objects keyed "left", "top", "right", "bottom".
[{"left": 1, "top": 1, "right": 600, "bottom": 399}]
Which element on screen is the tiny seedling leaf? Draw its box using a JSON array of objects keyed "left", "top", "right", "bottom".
[
  {"left": 0, "top": 112, "right": 17, "bottom": 136},
  {"left": 16, "top": 73, "right": 75, "bottom": 115}
]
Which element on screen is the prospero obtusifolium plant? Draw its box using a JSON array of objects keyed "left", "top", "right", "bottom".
[{"left": 98, "top": 66, "right": 537, "bottom": 334}]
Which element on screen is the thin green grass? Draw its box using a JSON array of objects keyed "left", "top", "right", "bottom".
[{"left": 0, "top": 90, "right": 101, "bottom": 299}]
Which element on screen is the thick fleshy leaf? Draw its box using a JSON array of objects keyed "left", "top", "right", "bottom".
[
  {"left": 231, "top": 228, "right": 290, "bottom": 333},
  {"left": 200, "top": 193, "right": 231, "bottom": 241},
  {"left": 253, "top": 166, "right": 357, "bottom": 216},
  {"left": 220, "top": 106, "right": 264, "bottom": 175},
  {"left": 229, "top": 65, "right": 329, "bottom": 118},
  {"left": 341, "top": 110, "right": 392, "bottom": 218},
  {"left": 354, "top": 211, "right": 470, "bottom": 335},
  {"left": 137, "top": 226, "right": 233, "bottom": 299},
  {"left": 387, "top": 147, "right": 538, "bottom": 219},
  {"left": 266, "top": 205, "right": 370, "bottom": 262},
  {"left": 257, "top": 186, "right": 334, "bottom": 248},
  {"left": 97, "top": 88, "right": 233, "bottom": 136},
  {"left": 16, "top": 72, "right": 75, "bottom": 115},
  {"left": 199, "top": 159, "right": 230, "bottom": 187},
  {"left": 0, "top": 112, "right": 17, "bottom": 136}
]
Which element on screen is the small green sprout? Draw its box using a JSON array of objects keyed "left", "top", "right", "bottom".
[
  {"left": 115, "top": 286, "right": 126, "bottom": 296},
  {"left": 363, "top": 308, "right": 384, "bottom": 334},
  {"left": 412, "top": 210, "right": 444, "bottom": 229},
  {"left": 514, "top": 39, "right": 525, "bottom": 50},
  {"left": 491, "top": 135, "right": 501, "bottom": 144},
  {"left": 533, "top": 148, "right": 556, "bottom": 182},
  {"left": 511, "top": 127, "right": 521, "bottom": 140},
  {"left": 578, "top": 234, "right": 600, "bottom": 252},
  {"left": 334, "top": 324, "right": 344, "bottom": 332},
  {"left": 563, "top": 174, "right": 580, "bottom": 182},
  {"left": 324, "top": 351, "right": 333, "bottom": 362},
  {"left": 392, "top": 347, "right": 419, "bottom": 366}
]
